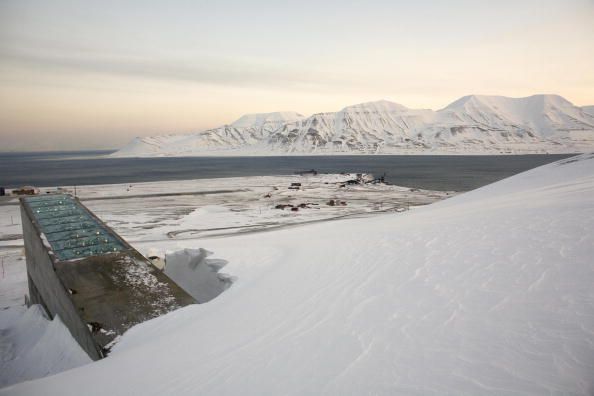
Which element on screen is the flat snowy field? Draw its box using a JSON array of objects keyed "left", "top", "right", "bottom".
[
  {"left": 0, "top": 173, "right": 450, "bottom": 248},
  {"left": 2, "top": 156, "right": 594, "bottom": 394}
]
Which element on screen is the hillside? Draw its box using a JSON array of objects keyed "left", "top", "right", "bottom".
[
  {"left": 5, "top": 154, "right": 594, "bottom": 395},
  {"left": 115, "top": 111, "right": 304, "bottom": 157}
]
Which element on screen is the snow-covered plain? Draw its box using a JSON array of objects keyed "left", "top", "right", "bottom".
[
  {"left": 2, "top": 155, "right": 593, "bottom": 395},
  {"left": 114, "top": 95, "right": 594, "bottom": 157},
  {"left": 0, "top": 173, "right": 450, "bottom": 248}
]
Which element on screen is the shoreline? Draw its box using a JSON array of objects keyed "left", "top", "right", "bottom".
[{"left": 0, "top": 154, "right": 572, "bottom": 191}]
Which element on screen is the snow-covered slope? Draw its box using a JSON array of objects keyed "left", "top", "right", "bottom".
[
  {"left": 583, "top": 105, "right": 594, "bottom": 116},
  {"left": 5, "top": 154, "right": 594, "bottom": 395},
  {"left": 429, "top": 95, "right": 594, "bottom": 152},
  {"left": 0, "top": 305, "right": 91, "bottom": 388},
  {"left": 269, "top": 100, "right": 436, "bottom": 153},
  {"left": 113, "top": 95, "right": 594, "bottom": 156}
]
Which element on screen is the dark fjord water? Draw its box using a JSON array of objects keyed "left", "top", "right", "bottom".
[{"left": 0, "top": 151, "right": 573, "bottom": 192}]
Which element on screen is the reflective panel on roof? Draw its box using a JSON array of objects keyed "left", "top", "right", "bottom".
[{"left": 23, "top": 194, "right": 126, "bottom": 261}]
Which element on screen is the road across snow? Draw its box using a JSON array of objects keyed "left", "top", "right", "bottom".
[{"left": 2, "top": 154, "right": 594, "bottom": 395}]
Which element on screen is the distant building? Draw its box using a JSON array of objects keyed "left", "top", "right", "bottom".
[
  {"left": 295, "top": 169, "right": 318, "bottom": 176},
  {"left": 13, "top": 186, "right": 39, "bottom": 195}
]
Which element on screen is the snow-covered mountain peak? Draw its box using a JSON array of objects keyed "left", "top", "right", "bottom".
[
  {"left": 230, "top": 111, "right": 304, "bottom": 129},
  {"left": 526, "top": 94, "right": 577, "bottom": 108},
  {"left": 441, "top": 94, "right": 490, "bottom": 111},
  {"left": 436, "top": 94, "right": 594, "bottom": 138},
  {"left": 443, "top": 94, "right": 573, "bottom": 112},
  {"left": 341, "top": 99, "right": 413, "bottom": 114}
]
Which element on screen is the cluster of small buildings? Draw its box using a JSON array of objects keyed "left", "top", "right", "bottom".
[
  {"left": 1, "top": 185, "right": 40, "bottom": 196},
  {"left": 1, "top": 186, "right": 75, "bottom": 197}
]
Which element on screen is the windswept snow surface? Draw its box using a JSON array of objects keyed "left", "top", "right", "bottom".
[
  {"left": 0, "top": 305, "right": 91, "bottom": 388},
  {"left": 3, "top": 154, "right": 594, "bottom": 395},
  {"left": 113, "top": 95, "right": 594, "bottom": 156}
]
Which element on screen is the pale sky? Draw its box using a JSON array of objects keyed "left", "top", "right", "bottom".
[{"left": 1, "top": 0, "right": 593, "bottom": 151}]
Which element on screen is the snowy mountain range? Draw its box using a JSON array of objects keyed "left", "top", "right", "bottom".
[{"left": 114, "top": 95, "right": 594, "bottom": 156}]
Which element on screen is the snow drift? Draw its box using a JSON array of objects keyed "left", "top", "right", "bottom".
[
  {"left": 3, "top": 154, "right": 594, "bottom": 395},
  {"left": 113, "top": 95, "right": 594, "bottom": 156},
  {"left": 0, "top": 305, "right": 91, "bottom": 388},
  {"left": 163, "top": 248, "right": 232, "bottom": 303}
]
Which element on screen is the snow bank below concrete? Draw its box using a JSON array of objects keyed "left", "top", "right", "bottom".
[
  {"left": 3, "top": 154, "right": 594, "bottom": 395},
  {"left": 0, "top": 305, "right": 91, "bottom": 388}
]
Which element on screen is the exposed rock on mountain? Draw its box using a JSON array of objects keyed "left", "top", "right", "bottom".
[{"left": 114, "top": 95, "right": 594, "bottom": 156}]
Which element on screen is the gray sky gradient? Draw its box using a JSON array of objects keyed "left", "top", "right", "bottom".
[{"left": 1, "top": 0, "right": 593, "bottom": 150}]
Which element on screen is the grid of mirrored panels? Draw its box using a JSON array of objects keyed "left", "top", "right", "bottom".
[{"left": 24, "top": 194, "right": 126, "bottom": 261}]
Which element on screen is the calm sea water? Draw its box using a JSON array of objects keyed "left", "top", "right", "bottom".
[{"left": 0, "top": 151, "right": 573, "bottom": 192}]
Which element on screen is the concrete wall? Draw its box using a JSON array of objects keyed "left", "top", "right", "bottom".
[{"left": 20, "top": 204, "right": 103, "bottom": 360}]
